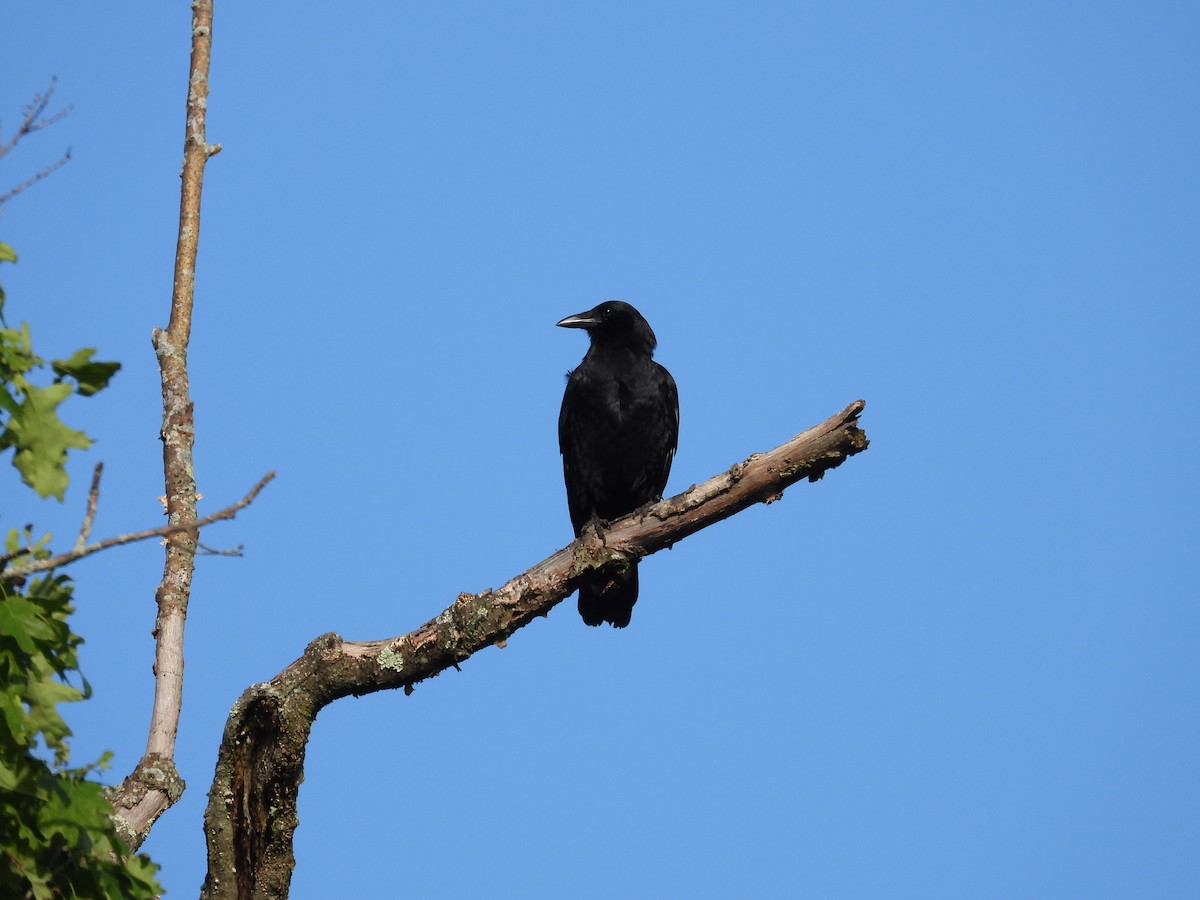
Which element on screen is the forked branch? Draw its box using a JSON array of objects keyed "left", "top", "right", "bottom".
[
  {"left": 0, "top": 76, "right": 72, "bottom": 157},
  {"left": 199, "top": 400, "right": 869, "bottom": 900}
]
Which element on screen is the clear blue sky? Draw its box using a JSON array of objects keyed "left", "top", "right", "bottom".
[{"left": 2, "top": 3, "right": 1198, "bottom": 897}]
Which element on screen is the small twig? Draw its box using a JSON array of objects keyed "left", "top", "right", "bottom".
[
  {"left": 25, "top": 103, "right": 72, "bottom": 136},
  {"left": 0, "top": 148, "right": 72, "bottom": 206},
  {"left": 3, "top": 471, "right": 274, "bottom": 580},
  {"left": 74, "top": 462, "right": 104, "bottom": 552},
  {"left": 196, "top": 542, "right": 245, "bottom": 557},
  {"left": 0, "top": 77, "right": 72, "bottom": 158}
]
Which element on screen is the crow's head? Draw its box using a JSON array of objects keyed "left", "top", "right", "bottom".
[{"left": 556, "top": 300, "right": 657, "bottom": 353}]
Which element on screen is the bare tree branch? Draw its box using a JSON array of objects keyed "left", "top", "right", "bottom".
[
  {"left": 0, "top": 77, "right": 72, "bottom": 157},
  {"left": 1, "top": 472, "right": 274, "bottom": 580},
  {"left": 0, "top": 78, "right": 74, "bottom": 205},
  {"left": 106, "top": 0, "right": 218, "bottom": 850},
  {"left": 73, "top": 463, "right": 103, "bottom": 552},
  {"left": 196, "top": 541, "right": 246, "bottom": 558},
  {"left": 0, "top": 148, "right": 72, "bottom": 206},
  {"left": 198, "top": 400, "right": 869, "bottom": 899}
]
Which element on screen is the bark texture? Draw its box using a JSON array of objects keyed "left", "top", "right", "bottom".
[
  {"left": 200, "top": 400, "right": 869, "bottom": 899},
  {"left": 109, "top": 0, "right": 217, "bottom": 849}
]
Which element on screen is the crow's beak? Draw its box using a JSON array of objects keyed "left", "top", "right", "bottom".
[{"left": 556, "top": 310, "right": 599, "bottom": 329}]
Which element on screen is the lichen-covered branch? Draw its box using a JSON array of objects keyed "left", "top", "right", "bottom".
[
  {"left": 199, "top": 400, "right": 869, "bottom": 899},
  {"left": 107, "top": 0, "right": 218, "bottom": 850}
]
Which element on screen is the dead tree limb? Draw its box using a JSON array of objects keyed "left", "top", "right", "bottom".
[
  {"left": 199, "top": 400, "right": 869, "bottom": 900},
  {"left": 107, "top": 0, "right": 218, "bottom": 849}
]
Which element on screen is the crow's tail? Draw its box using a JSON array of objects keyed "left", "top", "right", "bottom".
[{"left": 577, "top": 563, "right": 638, "bottom": 628}]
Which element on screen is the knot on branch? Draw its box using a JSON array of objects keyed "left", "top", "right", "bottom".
[
  {"left": 150, "top": 326, "right": 177, "bottom": 357},
  {"left": 304, "top": 631, "right": 342, "bottom": 660},
  {"left": 108, "top": 752, "right": 187, "bottom": 810}
]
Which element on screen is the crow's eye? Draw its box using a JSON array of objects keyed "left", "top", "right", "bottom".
[{"left": 601, "top": 305, "right": 613, "bottom": 318}]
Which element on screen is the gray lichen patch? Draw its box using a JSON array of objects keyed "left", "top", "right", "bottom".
[{"left": 378, "top": 646, "right": 404, "bottom": 672}]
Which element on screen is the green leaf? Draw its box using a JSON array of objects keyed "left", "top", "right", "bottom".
[
  {"left": 0, "top": 594, "right": 55, "bottom": 654},
  {"left": 0, "top": 324, "right": 41, "bottom": 381},
  {"left": 0, "top": 242, "right": 14, "bottom": 324},
  {"left": 51, "top": 348, "right": 121, "bottom": 397},
  {"left": 23, "top": 668, "right": 82, "bottom": 757},
  {"left": 0, "top": 381, "right": 90, "bottom": 500},
  {"left": 0, "top": 689, "right": 26, "bottom": 746}
]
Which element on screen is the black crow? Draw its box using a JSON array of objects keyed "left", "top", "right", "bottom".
[{"left": 557, "top": 301, "right": 679, "bottom": 627}]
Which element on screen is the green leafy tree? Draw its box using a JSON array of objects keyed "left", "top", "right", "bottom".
[{"left": 0, "top": 242, "right": 161, "bottom": 898}]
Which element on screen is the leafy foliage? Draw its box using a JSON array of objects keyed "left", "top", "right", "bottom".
[
  {"left": 0, "top": 569, "right": 161, "bottom": 898},
  {"left": 0, "top": 242, "right": 161, "bottom": 897},
  {"left": 0, "top": 242, "right": 15, "bottom": 316},
  {"left": 0, "top": 241, "right": 120, "bottom": 500}
]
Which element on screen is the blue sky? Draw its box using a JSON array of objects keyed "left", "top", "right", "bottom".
[{"left": 2, "top": 2, "right": 1198, "bottom": 897}]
